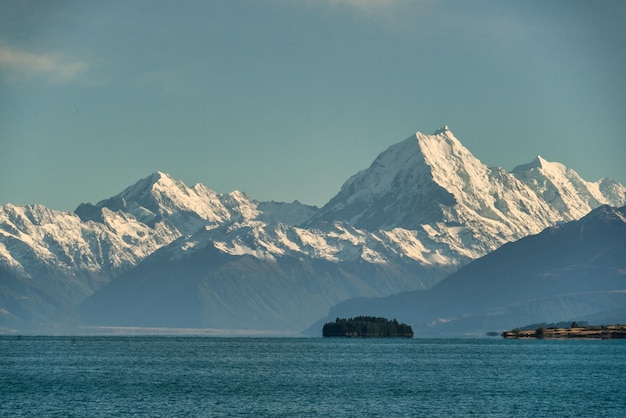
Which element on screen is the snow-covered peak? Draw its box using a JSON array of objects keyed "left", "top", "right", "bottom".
[
  {"left": 416, "top": 126, "right": 478, "bottom": 164},
  {"left": 308, "top": 126, "right": 626, "bottom": 249},
  {"left": 224, "top": 190, "right": 261, "bottom": 221},
  {"left": 73, "top": 171, "right": 322, "bottom": 245},
  {"left": 512, "top": 155, "right": 564, "bottom": 173},
  {"left": 433, "top": 125, "right": 451, "bottom": 135},
  {"left": 119, "top": 171, "right": 175, "bottom": 202},
  {"left": 117, "top": 171, "right": 201, "bottom": 211},
  {"left": 533, "top": 155, "right": 546, "bottom": 168},
  {"left": 75, "top": 172, "right": 233, "bottom": 234},
  {"left": 511, "top": 155, "right": 626, "bottom": 219},
  {"left": 338, "top": 135, "right": 423, "bottom": 203},
  {"left": 307, "top": 127, "right": 493, "bottom": 230},
  {"left": 415, "top": 127, "right": 488, "bottom": 194}
]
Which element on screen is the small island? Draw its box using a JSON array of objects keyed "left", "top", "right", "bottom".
[
  {"left": 322, "top": 316, "right": 414, "bottom": 338},
  {"left": 502, "top": 322, "right": 626, "bottom": 339}
]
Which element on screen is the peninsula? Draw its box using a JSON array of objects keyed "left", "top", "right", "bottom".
[
  {"left": 502, "top": 324, "right": 626, "bottom": 339},
  {"left": 322, "top": 316, "right": 414, "bottom": 338}
]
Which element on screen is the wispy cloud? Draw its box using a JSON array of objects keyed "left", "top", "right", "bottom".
[{"left": 0, "top": 44, "right": 88, "bottom": 84}]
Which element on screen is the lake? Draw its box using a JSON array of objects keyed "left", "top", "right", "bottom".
[{"left": 1, "top": 336, "right": 625, "bottom": 416}]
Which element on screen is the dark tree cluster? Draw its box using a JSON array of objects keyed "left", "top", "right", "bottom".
[{"left": 322, "top": 316, "right": 414, "bottom": 338}]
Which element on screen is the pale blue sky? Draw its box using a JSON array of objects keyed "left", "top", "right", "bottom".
[{"left": 1, "top": 0, "right": 625, "bottom": 211}]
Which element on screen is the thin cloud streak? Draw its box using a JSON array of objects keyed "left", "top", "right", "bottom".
[{"left": 0, "top": 44, "right": 88, "bottom": 83}]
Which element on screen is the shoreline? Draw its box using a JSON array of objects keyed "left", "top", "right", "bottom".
[{"left": 502, "top": 325, "right": 626, "bottom": 339}]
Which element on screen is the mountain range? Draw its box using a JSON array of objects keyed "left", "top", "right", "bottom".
[
  {"left": 1, "top": 127, "right": 624, "bottom": 333},
  {"left": 313, "top": 204, "right": 626, "bottom": 336}
]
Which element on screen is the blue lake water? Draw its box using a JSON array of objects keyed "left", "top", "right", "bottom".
[{"left": 1, "top": 336, "right": 625, "bottom": 417}]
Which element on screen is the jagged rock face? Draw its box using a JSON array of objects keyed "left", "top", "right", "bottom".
[{"left": 1, "top": 126, "right": 625, "bottom": 332}]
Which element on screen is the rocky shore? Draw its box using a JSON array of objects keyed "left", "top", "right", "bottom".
[{"left": 502, "top": 325, "right": 626, "bottom": 339}]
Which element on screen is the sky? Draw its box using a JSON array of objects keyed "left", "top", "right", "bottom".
[{"left": 1, "top": 0, "right": 625, "bottom": 211}]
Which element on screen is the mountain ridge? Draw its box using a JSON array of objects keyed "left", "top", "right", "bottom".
[{"left": 313, "top": 204, "right": 626, "bottom": 337}]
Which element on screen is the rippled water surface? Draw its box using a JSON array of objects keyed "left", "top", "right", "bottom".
[{"left": 2, "top": 336, "right": 625, "bottom": 416}]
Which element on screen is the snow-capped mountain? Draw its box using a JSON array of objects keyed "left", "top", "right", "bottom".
[
  {"left": 0, "top": 172, "right": 317, "bottom": 329},
  {"left": 75, "top": 171, "right": 317, "bottom": 234},
  {"left": 314, "top": 204, "right": 626, "bottom": 337},
  {"left": 307, "top": 126, "right": 625, "bottom": 258},
  {"left": 0, "top": 204, "right": 177, "bottom": 302},
  {"left": 1, "top": 126, "right": 625, "bottom": 333},
  {"left": 511, "top": 156, "right": 626, "bottom": 218}
]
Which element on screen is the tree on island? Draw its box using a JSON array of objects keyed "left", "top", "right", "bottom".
[{"left": 322, "top": 316, "right": 414, "bottom": 338}]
